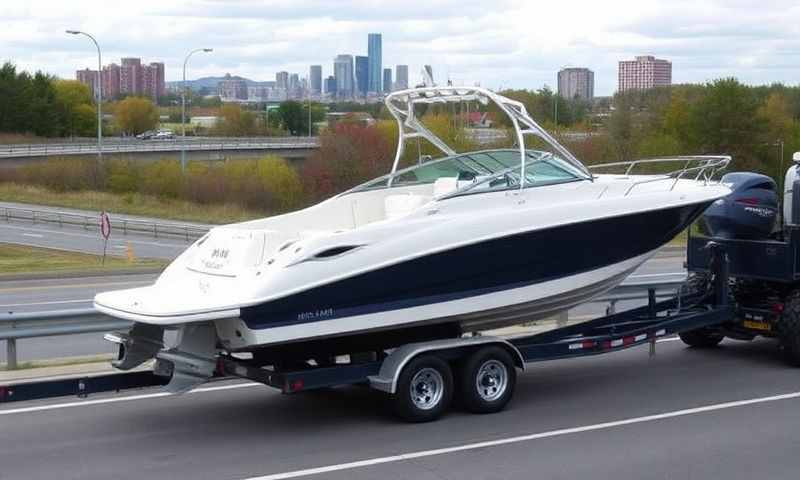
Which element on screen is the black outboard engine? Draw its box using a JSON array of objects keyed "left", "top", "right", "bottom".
[{"left": 702, "top": 172, "right": 778, "bottom": 240}]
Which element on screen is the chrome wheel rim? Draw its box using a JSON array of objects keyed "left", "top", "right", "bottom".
[
  {"left": 475, "top": 359, "right": 508, "bottom": 402},
  {"left": 410, "top": 367, "right": 444, "bottom": 410}
]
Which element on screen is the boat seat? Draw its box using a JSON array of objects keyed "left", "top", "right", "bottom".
[
  {"left": 384, "top": 193, "right": 429, "bottom": 220},
  {"left": 433, "top": 177, "right": 479, "bottom": 197}
]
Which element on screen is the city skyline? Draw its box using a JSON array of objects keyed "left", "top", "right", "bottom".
[{"left": 5, "top": 1, "right": 800, "bottom": 97}]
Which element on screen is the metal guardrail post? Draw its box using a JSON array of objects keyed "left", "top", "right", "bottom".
[
  {"left": 6, "top": 338, "right": 17, "bottom": 370},
  {"left": 606, "top": 300, "right": 618, "bottom": 316},
  {"left": 556, "top": 310, "right": 568, "bottom": 327}
]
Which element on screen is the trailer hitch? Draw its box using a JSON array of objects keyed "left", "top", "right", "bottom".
[{"left": 704, "top": 241, "right": 730, "bottom": 307}]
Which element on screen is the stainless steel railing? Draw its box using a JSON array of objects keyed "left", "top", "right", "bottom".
[
  {"left": 1, "top": 205, "right": 210, "bottom": 241},
  {"left": 0, "top": 136, "right": 319, "bottom": 158}
]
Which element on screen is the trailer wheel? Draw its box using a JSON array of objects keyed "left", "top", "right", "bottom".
[
  {"left": 392, "top": 354, "right": 453, "bottom": 422},
  {"left": 679, "top": 328, "right": 724, "bottom": 348},
  {"left": 458, "top": 346, "right": 516, "bottom": 414},
  {"left": 778, "top": 291, "right": 800, "bottom": 367}
]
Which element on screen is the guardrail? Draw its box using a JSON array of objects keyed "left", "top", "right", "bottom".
[
  {"left": 0, "top": 136, "right": 319, "bottom": 158},
  {"left": 1, "top": 205, "right": 210, "bottom": 241},
  {"left": 0, "top": 273, "right": 687, "bottom": 370}
]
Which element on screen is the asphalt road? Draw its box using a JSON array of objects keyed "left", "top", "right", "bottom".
[
  {"left": 2, "top": 337, "right": 799, "bottom": 480},
  {"left": 0, "top": 274, "right": 156, "bottom": 363},
  {"left": 1, "top": 201, "right": 201, "bottom": 259}
]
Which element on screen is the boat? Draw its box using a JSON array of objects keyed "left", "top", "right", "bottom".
[{"left": 95, "top": 87, "right": 731, "bottom": 390}]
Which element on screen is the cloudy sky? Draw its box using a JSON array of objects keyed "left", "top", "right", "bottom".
[{"left": 2, "top": 0, "right": 799, "bottom": 96}]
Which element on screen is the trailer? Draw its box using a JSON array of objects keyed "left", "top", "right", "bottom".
[{"left": 202, "top": 243, "right": 738, "bottom": 422}]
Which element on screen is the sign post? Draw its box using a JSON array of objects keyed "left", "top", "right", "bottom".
[{"left": 100, "top": 211, "right": 111, "bottom": 265}]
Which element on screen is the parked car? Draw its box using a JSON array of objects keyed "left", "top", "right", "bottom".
[
  {"left": 153, "top": 130, "right": 175, "bottom": 140},
  {"left": 136, "top": 130, "right": 156, "bottom": 140}
]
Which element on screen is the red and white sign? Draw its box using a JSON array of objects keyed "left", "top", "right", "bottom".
[{"left": 100, "top": 211, "right": 111, "bottom": 239}]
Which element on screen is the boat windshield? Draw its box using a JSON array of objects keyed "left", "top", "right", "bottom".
[{"left": 349, "top": 148, "right": 587, "bottom": 194}]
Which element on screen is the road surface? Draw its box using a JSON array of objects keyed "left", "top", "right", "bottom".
[{"left": 2, "top": 336, "right": 798, "bottom": 480}]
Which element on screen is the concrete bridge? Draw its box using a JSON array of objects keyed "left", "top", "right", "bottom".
[{"left": 0, "top": 137, "right": 319, "bottom": 165}]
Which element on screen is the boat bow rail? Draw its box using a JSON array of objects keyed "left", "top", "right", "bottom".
[{"left": 589, "top": 156, "right": 731, "bottom": 196}]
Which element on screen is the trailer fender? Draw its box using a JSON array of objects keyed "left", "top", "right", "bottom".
[{"left": 368, "top": 336, "right": 524, "bottom": 394}]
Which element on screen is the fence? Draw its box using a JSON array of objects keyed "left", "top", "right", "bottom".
[
  {"left": 1, "top": 205, "right": 210, "bottom": 241},
  {"left": 0, "top": 136, "right": 319, "bottom": 158},
  {"left": 0, "top": 273, "right": 687, "bottom": 370}
]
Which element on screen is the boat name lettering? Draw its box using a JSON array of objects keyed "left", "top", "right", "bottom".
[
  {"left": 297, "top": 308, "right": 334, "bottom": 321},
  {"left": 211, "top": 248, "right": 230, "bottom": 259}
]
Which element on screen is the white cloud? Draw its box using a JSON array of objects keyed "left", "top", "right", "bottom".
[{"left": 1, "top": 0, "right": 799, "bottom": 95}]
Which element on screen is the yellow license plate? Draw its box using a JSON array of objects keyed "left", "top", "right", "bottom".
[{"left": 743, "top": 320, "right": 771, "bottom": 331}]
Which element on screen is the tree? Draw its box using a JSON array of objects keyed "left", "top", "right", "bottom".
[
  {"left": 608, "top": 95, "right": 635, "bottom": 161},
  {"left": 214, "top": 104, "right": 257, "bottom": 136},
  {"left": 54, "top": 80, "right": 96, "bottom": 137},
  {"left": 278, "top": 101, "right": 304, "bottom": 135},
  {"left": 687, "top": 78, "right": 765, "bottom": 171},
  {"left": 114, "top": 96, "right": 158, "bottom": 135}
]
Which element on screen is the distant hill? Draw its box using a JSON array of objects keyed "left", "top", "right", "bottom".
[{"left": 166, "top": 75, "right": 274, "bottom": 92}]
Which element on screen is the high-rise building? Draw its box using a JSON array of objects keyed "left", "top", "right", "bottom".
[
  {"left": 289, "top": 73, "right": 300, "bottom": 94},
  {"left": 309, "top": 65, "right": 322, "bottom": 95},
  {"left": 142, "top": 62, "right": 165, "bottom": 101},
  {"left": 218, "top": 73, "right": 248, "bottom": 100},
  {"left": 355, "top": 56, "right": 369, "bottom": 97},
  {"left": 618, "top": 55, "right": 671, "bottom": 92},
  {"left": 367, "top": 33, "right": 382, "bottom": 93},
  {"left": 324, "top": 75, "right": 337, "bottom": 96},
  {"left": 102, "top": 63, "right": 121, "bottom": 99},
  {"left": 557, "top": 67, "right": 594, "bottom": 101},
  {"left": 383, "top": 68, "right": 392, "bottom": 93},
  {"left": 76, "top": 57, "right": 164, "bottom": 101},
  {"left": 76, "top": 68, "right": 99, "bottom": 97},
  {"left": 276, "top": 71, "right": 289, "bottom": 90},
  {"left": 334, "top": 54, "right": 354, "bottom": 99},
  {"left": 395, "top": 65, "right": 409, "bottom": 90},
  {"left": 119, "top": 57, "right": 142, "bottom": 96}
]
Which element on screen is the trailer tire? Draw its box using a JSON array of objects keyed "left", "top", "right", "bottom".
[
  {"left": 679, "top": 328, "right": 724, "bottom": 348},
  {"left": 778, "top": 291, "right": 800, "bottom": 367},
  {"left": 392, "top": 354, "right": 453, "bottom": 422},
  {"left": 458, "top": 346, "right": 516, "bottom": 414}
]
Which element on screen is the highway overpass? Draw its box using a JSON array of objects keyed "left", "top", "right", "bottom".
[{"left": 0, "top": 136, "right": 319, "bottom": 164}]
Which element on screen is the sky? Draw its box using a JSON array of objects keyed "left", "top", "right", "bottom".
[{"left": 2, "top": 0, "right": 799, "bottom": 96}]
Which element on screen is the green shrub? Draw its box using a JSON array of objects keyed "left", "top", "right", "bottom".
[{"left": 140, "top": 159, "right": 183, "bottom": 199}]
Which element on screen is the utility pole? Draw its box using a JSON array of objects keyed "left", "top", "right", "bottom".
[
  {"left": 181, "top": 48, "right": 213, "bottom": 173},
  {"left": 66, "top": 30, "right": 103, "bottom": 163}
]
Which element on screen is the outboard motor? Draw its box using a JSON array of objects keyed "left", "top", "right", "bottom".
[
  {"left": 783, "top": 152, "right": 800, "bottom": 226},
  {"left": 702, "top": 172, "right": 778, "bottom": 240}
]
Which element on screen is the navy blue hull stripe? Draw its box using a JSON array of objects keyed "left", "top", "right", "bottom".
[{"left": 241, "top": 202, "right": 708, "bottom": 329}]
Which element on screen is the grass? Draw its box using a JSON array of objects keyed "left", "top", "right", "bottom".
[
  {"left": 0, "top": 183, "right": 265, "bottom": 224},
  {"left": 0, "top": 242, "right": 167, "bottom": 277}
]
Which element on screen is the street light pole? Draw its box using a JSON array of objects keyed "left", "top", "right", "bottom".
[
  {"left": 181, "top": 48, "right": 213, "bottom": 173},
  {"left": 66, "top": 30, "right": 102, "bottom": 163}
]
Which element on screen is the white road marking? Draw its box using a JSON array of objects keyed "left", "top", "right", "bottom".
[
  {"left": 2, "top": 223, "right": 188, "bottom": 247},
  {"left": 21, "top": 233, "right": 44, "bottom": 238},
  {"left": 243, "top": 391, "right": 800, "bottom": 480},
  {"left": 0, "top": 381, "right": 260, "bottom": 415},
  {"left": 657, "top": 337, "right": 681, "bottom": 343},
  {"left": 0, "top": 298, "right": 92, "bottom": 308}
]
